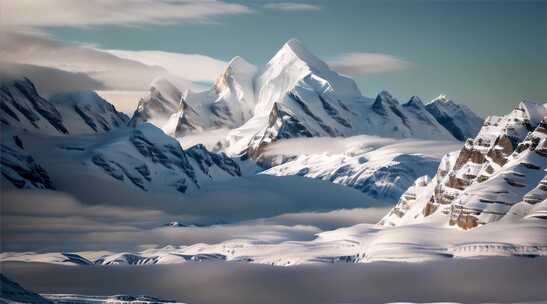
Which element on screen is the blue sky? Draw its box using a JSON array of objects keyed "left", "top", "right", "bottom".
[{"left": 3, "top": 0, "right": 546, "bottom": 115}]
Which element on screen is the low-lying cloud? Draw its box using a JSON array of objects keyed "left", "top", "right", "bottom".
[
  {"left": 1, "top": 189, "right": 384, "bottom": 252},
  {"left": 3, "top": 258, "right": 546, "bottom": 304},
  {"left": 243, "top": 208, "right": 390, "bottom": 231}
]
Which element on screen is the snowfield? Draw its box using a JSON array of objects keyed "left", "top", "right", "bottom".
[{"left": 260, "top": 136, "right": 461, "bottom": 199}]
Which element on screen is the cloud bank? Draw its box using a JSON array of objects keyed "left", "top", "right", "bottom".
[
  {"left": 243, "top": 208, "right": 390, "bottom": 231},
  {"left": 4, "top": 258, "right": 546, "bottom": 304},
  {"left": 0, "top": 30, "right": 227, "bottom": 112},
  {"left": 0, "top": 31, "right": 221, "bottom": 91},
  {"left": 0, "top": 188, "right": 383, "bottom": 252}
]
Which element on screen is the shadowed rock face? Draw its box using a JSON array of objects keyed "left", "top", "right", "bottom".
[
  {"left": 425, "top": 95, "right": 483, "bottom": 141},
  {"left": 129, "top": 79, "right": 184, "bottom": 126},
  {"left": 2, "top": 79, "right": 129, "bottom": 136},
  {"left": 0, "top": 274, "right": 53, "bottom": 304},
  {"left": 131, "top": 57, "right": 257, "bottom": 138},
  {"left": 186, "top": 144, "right": 241, "bottom": 177},
  {"left": 248, "top": 102, "right": 314, "bottom": 161},
  {"left": 0, "top": 144, "right": 54, "bottom": 190},
  {"left": 1, "top": 78, "right": 68, "bottom": 133},
  {"left": 50, "top": 91, "right": 129, "bottom": 133}
]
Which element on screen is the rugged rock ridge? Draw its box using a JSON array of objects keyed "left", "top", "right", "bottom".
[
  {"left": 132, "top": 57, "right": 257, "bottom": 137},
  {"left": 89, "top": 125, "right": 203, "bottom": 193},
  {"left": 186, "top": 144, "right": 241, "bottom": 177},
  {"left": 243, "top": 91, "right": 459, "bottom": 163},
  {"left": 380, "top": 176, "right": 432, "bottom": 222},
  {"left": 1, "top": 78, "right": 68, "bottom": 134},
  {"left": 449, "top": 117, "right": 547, "bottom": 228},
  {"left": 207, "top": 56, "right": 257, "bottom": 126},
  {"left": 129, "top": 77, "right": 186, "bottom": 126},
  {"left": 1, "top": 78, "right": 128, "bottom": 135},
  {"left": 381, "top": 102, "right": 547, "bottom": 229}
]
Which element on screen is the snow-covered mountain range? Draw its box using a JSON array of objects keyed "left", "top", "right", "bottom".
[
  {"left": 131, "top": 39, "right": 482, "bottom": 159},
  {"left": 125, "top": 39, "right": 484, "bottom": 199},
  {"left": 1, "top": 39, "right": 546, "bottom": 269},
  {"left": 1, "top": 78, "right": 241, "bottom": 194}
]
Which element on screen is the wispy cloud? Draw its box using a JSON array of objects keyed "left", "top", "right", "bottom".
[
  {"left": 106, "top": 49, "right": 230, "bottom": 84},
  {"left": 263, "top": 2, "right": 321, "bottom": 11},
  {"left": 0, "top": 31, "right": 226, "bottom": 91},
  {"left": 328, "top": 53, "right": 413, "bottom": 76},
  {"left": 2, "top": 0, "right": 252, "bottom": 29}
]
